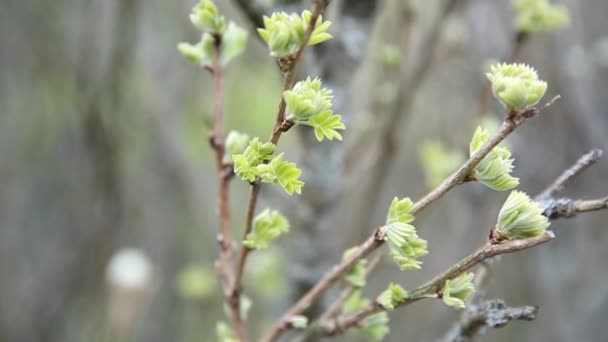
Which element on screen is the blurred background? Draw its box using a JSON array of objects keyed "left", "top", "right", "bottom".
[{"left": 1, "top": 0, "right": 607, "bottom": 341}]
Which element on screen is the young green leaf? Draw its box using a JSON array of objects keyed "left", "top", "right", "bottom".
[
  {"left": 177, "top": 33, "right": 214, "bottom": 65},
  {"left": 257, "top": 153, "right": 304, "bottom": 195},
  {"left": 469, "top": 126, "right": 519, "bottom": 191},
  {"left": 190, "top": 0, "right": 225, "bottom": 33},
  {"left": 442, "top": 272, "right": 475, "bottom": 309},
  {"left": 243, "top": 209, "right": 289, "bottom": 249},
  {"left": 342, "top": 291, "right": 390, "bottom": 342},
  {"left": 386, "top": 197, "right": 415, "bottom": 224},
  {"left": 233, "top": 138, "right": 275, "bottom": 182},
  {"left": 221, "top": 22, "right": 248, "bottom": 65},
  {"left": 496, "top": 191, "right": 550, "bottom": 239},
  {"left": 342, "top": 247, "right": 368, "bottom": 288},
  {"left": 307, "top": 110, "right": 345, "bottom": 141},
  {"left": 377, "top": 283, "right": 408, "bottom": 310},
  {"left": 224, "top": 130, "right": 249, "bottom": 163}
]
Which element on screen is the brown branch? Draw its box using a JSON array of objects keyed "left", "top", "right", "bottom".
[
  {"left": 537, "top": 148, "right": 603, "bottom": 200},
  {"left": 261, "top": 110, "right": 533, "bottom": 341},
  {"left": 323, "top": 232, "right": 554, "bottom": 335},
  {"left": 231, "top": 183, "right": 260, "bottom": 300},
  {"left": 542, "top": 196, "right": 608, "bottom": 219},
  {"left": 440, "top": 299, "right": 538, "bottom": 342},
  {"left": 207, "top": 35, "right": 247, "bottom": 341}
]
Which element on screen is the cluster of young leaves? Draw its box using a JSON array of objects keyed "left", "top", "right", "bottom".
[
  {"left": 512, "top": 0, "right": 569, "bottom": 33},
  {"left": 486, "top": 63, "right": 547, "bottom": 111},
  {"left": 383, "top": 197, "right": 428, "bottom": 270},
  {"left": 496, "top": 190, "right": 550, "bottom": 239},
  {"left": 469, "top": 126, "right": 519, "bottom": 191},
  {"left": 419, "top": 140, "right": 465, "bottom": 188},
  {"left": 342, "top": 247, "right": 368, "bottom": 288},
  {"left": 233, "top": 138, "right": 304, "bottom": 194},
  {"left": 343, "top": 291, "right": 390, "bottom": 341},
  {"left": 243, "top": 209, "right": 290, "bottom": 249},
  {"left": 258, "top": 11, "right": 332, "bottom": 57},
  {"left": 377, "top": 283, "right": 408, "bottom": 310},
  {"left": 441, "top": 272, "right": 476, "bottom": 309},
  {"left": 178, "top": 0, "right": 247, "bottom": 66},
  {"left": 283, "top": 77, "right": 346, "bottom": 141}
]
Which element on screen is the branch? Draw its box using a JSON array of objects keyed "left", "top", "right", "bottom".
[
  {"left": 208, "top": 35, "right": 246, "bottom": 341},
  {"left": 261, "top": 111, "right": 533, "bottom": 341},
  {"left": 323, "top": 232, "right": 554, "bottom": 335},
  {"left": 440, "top": 299, "right": 538, "bottom": 342},
  {"left": 542, "top": 196, "right": 608, "bottom": 220},
  {"left": 537, "top": 148, "right": 603, "bottom": 200}
]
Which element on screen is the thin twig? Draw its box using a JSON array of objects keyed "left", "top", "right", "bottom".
[
  {"left": 208, "top": 35, "right": 247, "bottom": 341},
  {"left": 232, "top": 184, "right": 260, "bottom": 298},
  {"left": 262, "top": 112, "right": 531, "bottom": 342},
  {"left": 440, "top": 299, "right": 538, "bottom": 342},
  {"left": 542, "top": 196, "right": 608, "bottom": 219},
  {"left": 323, "top": 232, "right": 554, "bottom": 335},
  {"left": 537, "top": 148, "right": 603, "bottom": 200}
]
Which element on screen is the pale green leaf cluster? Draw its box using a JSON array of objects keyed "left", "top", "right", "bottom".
[
  {"left": 486, "top": 63, "right": 547, "bottom": 111},
  {"left": 342, "top": 247, "right": 368, "bottom": 288},
  {"left": 224, "top": 130, "right": 250, "bottom": 163},
  {"left": 175, "top": 264, "right": 215, "bottom": 300},
  {"left": 283, "top": 77, "right": 345, "bottom": 141},
  {"left": 243, "top": 209, "right": 289, "bottom": 249},
  {"left": 469, "top": 126, "right": 519, "bottom": 191},
  {"left": 496, "top": 191, "right": 550, "bottom": 239},
  {"left": 257, "top": 11, "right": 332, "bottom": 57},
  {"left": 288, "top": 315, "right": 308, "bottom": 329},
  {"left": 513, "top": 0, "right": 569, "bottom": 33},
  {"left": 343, "top": 291, "right": 390, "bottom": 342},
  {"left": 377, "top": 283, "right": 408, "bottom": 310},
  {"left": 419, "top": 141, "right": 465, "bottom": 188},
  {"left": 233, "top": 138, "right": 275, "bottom": 182},
  {"left": 383, "top": 197, "right": 428, "bottom": 270},
  {"left": 216, "top": 321, "right": 238, "bottom": 342},
  {"left": 178, "top": 0, "right": 247, "bottom": 66},
  {"left": 258, "top": 153, "right": 304, "bottom": 194},
  {"left": 233, "top": 140, "right": 303, "bottom": 194},
  {"left": 442, "top": 272, "right": 476, "bottom": 309}
]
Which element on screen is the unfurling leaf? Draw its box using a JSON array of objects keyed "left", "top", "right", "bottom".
[
  {"left": 243, "top": 209, "right": 289, "bottom": 249},
  {"left": 221, "top": 22, "right": 248, "bottom": 65},
  {"left": 442, "top": 272, "right": 475, "bottom": 309},
  {"left": 386, "top": 197, "right": 415, "bottom": 224},
  {"left": 190, "top": 0, "right": 225, "bottom": 33},
  {"left": 258, "top": 153, "right": 304, "bottom": 195},
  {"left": 377, "top": 283, "right": 408, "bottom": 310},
  {"left": 342, "top": 247, "right": 368, "bottom": 288},
  {"left": 342, "top": 291, "right": 390, "bottom": 342},
  {"left": 233, "top": 138, "right": 275, "bottom": 182},
  {"left": 512, "top": 0, "right": 569, "bottom": 34},
  {"left": 469, "top": 126, "right": 519, "bottom": 191},
  {"left": 258, "top": 11, "right": 332, "bottom": 57},
  {"left": 496, "top": 191, "right": 550, "bottom": 239},
  {"left": 383, "top": 198, "right": 428, "bottom": 270}
]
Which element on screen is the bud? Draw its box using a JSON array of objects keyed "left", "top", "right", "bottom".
[
  {"left": 441, "top": 272, "right": 475, "bottom": 309},
  {"left": 383, "top": 197, "right": 428, "bottom": 270},
  {"left": 243, "top": 209, "right": 289, "bottom": 249},
  {"left": 469, "top": 126, "right": 519, "bottom": 191},
  {"left": 224, "top": 130, "right": 249, "bottom": 163},
  {"left": 190, "top": 0, "right": 225, "bottom": 33},
  {"left": 257, "top": 11, "right": 332, "bottom": 57},
  {"left": 377, "top": 283, "right": 408, "bottom": 310},
  {"left": 496, "top": 191, "right": 550, "bottom": 239},
  {"left": 513, "top": 0, "right": 569, "bottom": 34},
  {"left": 342, "top": 247, "right": 368, "bottom": 288},
  {"left": 486, "top": 63, "right": 547, "bottom": 111},
  {"left": 177, "top": 33, "right": 214, "bottom": 65}
]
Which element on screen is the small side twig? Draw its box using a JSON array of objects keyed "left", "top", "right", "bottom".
[
  {"left": 441, "top": 299, "right": 538, "bottom": 342},
  {"left": 323, "top": 232, "right": 554, "bottom": 336},
  {"left": 537, "top": 148, "right": 603, "bottom": 200}
]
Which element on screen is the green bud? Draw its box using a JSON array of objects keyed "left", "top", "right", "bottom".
[
  {"left": 442, "top": 272, "right": 475, "bottom": 309},
  {"left": 221, "top": 22, "right": 248, "bottom": 65},
  {"left": 342, "top": 247, "right": 368, "bottom": 288},
  {"left": 377, "top": 283, "right": 408, "bottom": 310},
  {"left": 283, "top": 77, "right": 345, "bottom": 141},
  {"left": 177, "top": 33, "right": 214, "bottom": 65},
  {"left": 288, "top": 315, "right": 308, "bottom": 329},
  {"left": 469, "top": 126, "right": 519, "bottom": 191},
  {"left": 243, "top": 209, "right": 289, "bottom": 249},
  {"left": 513, "top": 0, "right": 569, "bottom": 34},
  {"left": 419, "top": 141, "right": 465, "bottom": 188},
  {"left": 190, "top": 0, "right": 225, "bottom": 33},
  {"left": 257, "top": 11, "right": 332, "bottom": 57},
  {"left": 486, "top": 63, "right": 547, "bottom": 111},
  {"left": 224, "top": 130, "right": 249, "bottom": 163},
  {"left": 496, "top": 191, "right": 550, "bottom": 239},
  {"left": 386, "top": 197, "right": 415, "bottom": 224}
]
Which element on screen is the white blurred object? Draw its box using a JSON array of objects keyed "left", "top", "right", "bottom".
[{"left": 106, "top": 247, "right": 152, "bottom": 289}]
